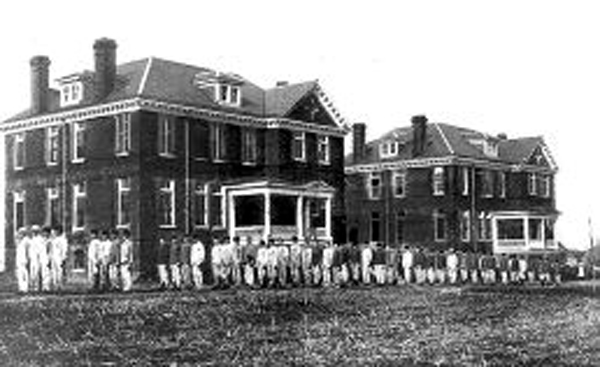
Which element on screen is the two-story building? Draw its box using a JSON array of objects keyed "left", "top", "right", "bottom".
[
  {"left": 345, "top": 115, "right": 558, "bottom": 254},
  {"left": 1, "top": 38, "right": 348, "bottom": 284}
]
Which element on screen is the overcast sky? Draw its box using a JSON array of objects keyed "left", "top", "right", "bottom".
[{"left": 0, "top": 0, "right": 598, "bottom": 250}]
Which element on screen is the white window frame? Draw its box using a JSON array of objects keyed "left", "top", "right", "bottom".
[
  {"left": 499, "top": 171, "right": 506, "bottom": 198},
  {"left": 72, "top": 122, "right": 85, "bottom": 163},
  {"left": 528, "top": 173, "right": 538, "bottom": 196},
  {"left": 292, "top": 131, "right": 306, "bottom": 162},
  {"left": 60, "top": 82, "right": 84, "bottom": 107},
  {"left": 460, "top": 210, "right": 471, "bottom": 242},
  {"left": 462, "top": 167, "right": 470, "bottom": 196},
  {"left": 542, "top": 175, "right": 551, "bottom": 198},
  {"left": 317, "top": 135, "right": 330, "bottom": 165},
  {"left": 433, "top": 210, "right": 447, "bottom": 242},
  {"left": 46, "top": 126, "right": 59, "bottom": 166},
  {"left": 158, "top": 116, "right": 175, "bottom": 157},
  {"left": 72, "top": 183, "right": 86, "bottom": 231},
  {"left": 368, "top": 172, "right": 382, "bottom": 200},
  {"left": 481, "top": 170, "right": 494, "bottom": 198},
  {"left": 432, "top": 167, "right": 445, "bottom": 196},
  {"left": 211, "top": 123, "right": 226, "bottom": 162},
  {"left": 159, "top": 179, "right": 176, "bottom": 228},
  {"left": 380, "top": 141, "right": 399, "bottom": 158},
  {"left": 193, "top": 183, "right": 208, "bottom": 227},
  {"left": 241, "top": 128, "right": 257, "bottom": 165},
  {"left": 392, "top": 170, "right": 406, "bottom": 198},
  {"left": 478, "top": 212, "right": 492, "bottom": 241},
  {"left": 46, "top": 186, "right": 59, "bottom": 227},
  {"left": 13, "top": 133, "right": 25, "bottom": 170},
  {"left": 215, "top": 84, "right": 241, "bottom": 107},
  {"left": 13, "top": 191, "right": 25, "bottom": 233},
  {"left": 116, "top": 178, "right": 131, "bottom": 228},
  {"left": 115, "top": 114, "right": 131, "bottom": 156}
]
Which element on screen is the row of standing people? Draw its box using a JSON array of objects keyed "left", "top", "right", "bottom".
[
  {"left": 15, "top": 225, "right": 68, "bottom": 293},
  {"left": 86, "top": 229, "right": 134, "bottom": 292},
  {"left": 157, "top": 236, "right": 565, "bottom": 290}
]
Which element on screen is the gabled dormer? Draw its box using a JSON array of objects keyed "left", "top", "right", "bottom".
[
  {"left": 56, "top": 71, "right": 96, "bottom": 108},
  {"left": 193, "top": 68, "right": 243, "bottom": 107}
]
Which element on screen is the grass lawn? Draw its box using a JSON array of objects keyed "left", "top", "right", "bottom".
[{"left": 0, "top": 285, "right": 599, "bottom": 366}]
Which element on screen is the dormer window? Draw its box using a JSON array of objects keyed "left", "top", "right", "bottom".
[
  {"left": 215, "top": 84, "right": 241, "bottom": 106},
  {"left": 380, "top": 141, "right": 399, "bottom": 158},
  {"left": 60, "top": 82, "right": 84, "bottom": 107},
  {"left": 468, "top": 138, "right": 498, "bottom": 158}
]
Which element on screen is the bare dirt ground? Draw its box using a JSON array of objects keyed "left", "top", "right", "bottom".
[{"left": 0, "top": 285, "right": 599, "bottom": 366}]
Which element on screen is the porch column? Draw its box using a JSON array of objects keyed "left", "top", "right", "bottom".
[
  {"left": 296, "top": 195, "right": 304, "bottom": 239},
  {"left": 264, "top": 191, "right": 271, "bottom": 241},
  {"left": 228, "top": 193, "right": 236, "bottom": 240},
  {"left": 325, "top": 196, "right": 332, "bottom": 241}
]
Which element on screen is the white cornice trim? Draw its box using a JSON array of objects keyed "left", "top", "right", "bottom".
[
  {"left": 345, "top": 155, "right": 558, "bottom": 174},
  {"left": 1, "top": 97, "right": 349, "bottom": 137}
]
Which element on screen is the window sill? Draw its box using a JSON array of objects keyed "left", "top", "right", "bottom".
[
  {"left": 115, "top": 152, "right": 130, "bottom": 158},
  {"left": 213, "top": 159, "right": 227, "bottom": 164},
  {"left": 159, "top": 224, "right": 176, "bottom": 229},
  {"left": 71, "top": 159, "right": 85, "bottom": 164},
  {"left": 159, "top": 153, "right": 176, "bottom": 159},
  {"left": 242, "top": 161, "right": 257, "bottom": 166},
  {"left": 318, "top": 161, "right": 331, "bottom": 166},
  {"left": 14, "top": 167, "right": 24, "bottom": 171},
  {"left": 116, "top": 224, "right": 131, "bottom": 230},
  {"left": 293, "top": 158, "right": 306, "bottom": 163},
  {"left": 194, "top": 157, "right": 209, "bottom": 162},
  {"left": 46, "top": 162, "right": 58, "bottom": 167},
  {"left": 433, "top": 193, "right": 445, "bottom": 197}
]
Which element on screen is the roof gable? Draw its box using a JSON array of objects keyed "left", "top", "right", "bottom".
[{"left": 284, "top": 89, "right": 338, "bottom": 127}]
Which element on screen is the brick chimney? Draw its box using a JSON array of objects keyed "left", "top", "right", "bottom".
[
  {"left": 352, "top": 122, "right": 366, "bottom": 163},
  {"left": 94, "top": 38, "right": 117, "bottom": 101},
  {"left": 30, "top": 55, "right": 51, "bottom": 114},
  {"left": 411, "top": 115, "right": 428, "bottom": 157}
]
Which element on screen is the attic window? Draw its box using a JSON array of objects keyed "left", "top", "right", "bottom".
[
  {"left": 61, "top": 82, "right": 83, "bottom": 107},
  {"left": 380, "top": 141, "right": 399, "bottom": 158},
  {"left": 468, "top": 138, "right": 498, "bottom": 158},
  {"left": 215, "top": 84, "right": 241, "bottom": 106}
]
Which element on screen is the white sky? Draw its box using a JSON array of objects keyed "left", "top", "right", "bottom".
[{"left": 0, "top": 0, "right": 598, "bottom": 250}]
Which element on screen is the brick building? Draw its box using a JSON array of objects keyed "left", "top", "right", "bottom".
[
  {"left": 1, "top": 38, "right": 348, "bottom": 283},
  {"left": 345, "top": 115, "right": 558, "bottom": 254}
]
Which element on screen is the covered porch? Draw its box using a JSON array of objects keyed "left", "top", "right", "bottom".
[
  {"left": 491, "top": 211, "right": 559, "bottom": 254},
  {"left": 223, "top": 180, "right": 335, "bottom": 244}
]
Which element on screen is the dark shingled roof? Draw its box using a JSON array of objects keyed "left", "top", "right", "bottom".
[
  {"left": 3, "top": 57, "right": 327, "bottom": 124},
  {"left": 348, "top": 121, "right": 551, "bottom": 167}
]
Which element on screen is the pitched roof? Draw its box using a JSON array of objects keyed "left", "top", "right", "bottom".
[
  {"left": 3, "top": 57, "right": 336, "bottom": 124},
  {"left": 349, "top": 120, "right": 551, "bottom": 167}
]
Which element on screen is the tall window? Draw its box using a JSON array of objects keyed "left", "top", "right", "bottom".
[
  {"left": 158, "top": 116, "right": 175, "bottom": 156},
  {"left": 14, "top": 133, "right": 25, "bottom": 170},
  {"left": 46, "top": 126, "right": 59, "bottom": 165},
  {"left": 72, "top": 122, "right": 85, "bottom": 163},
  {"left": 46, "top": 187, "right": 60, "bottom": 228},
  {"left": 528, "top": 173, "right": 538, "bottom": 196},
  {"left": 211, "top": 186, "right": 223, "bottom": 227},
  {"left": 480, "top": 170, "right": 494, "bottom": 198},
  {"left": 211, "top": 123, "right": 226, "bottom": 161},
  {"left": 292, "top": 131, "right": 306, "bottom": 161},
  {"left": 393, "top": 170, "right": 406, "bottom": 197},
  {"left": 478, "top": 212, "right": 492, "bottom": 241},
  {"left": 371, "top": 211, "right": 381, "bottom": 242},
  {"left": 460, "top": 211, "right": 471, "bottom": 241},
  {"left": 117, "top": 178, "right": 131, "bottom": 227},
  {"left": 433, "top": 210, "right": 447, "bottom": 242},
  {"left": 317, "top": 135, "right": 330, "bottom": 164},
  {"left": 115, "top": 114, "right": 131, "bottom": 156},
  {"left": 368, "top": 172, "right": 382, "bottom": 200},
  {"left": 461, "top": 167, "right": 470, "bottom": 196},
  {"left": 499, "top": 172, "right": 507, "bottom": 198},
  {"left": 541, "top": 175, "right": 551, "bottom": 198},
  {"left": 158, "top": 179, "right": 175, "bottom": 227},
  {"left": 13, "top": 191, "right": 25, "bottom": 232},
  {"left": 73, "top": 183, "right": 86, "bottom": 230},
  {"left": 241, "top": 128, "right": 257, "bottom": 164},
  {"left": 193, "top": 183, "right": 207, "bottom": 227},
  {"left": 432, "top": 167, "right": 445, "bottom": 196}
]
